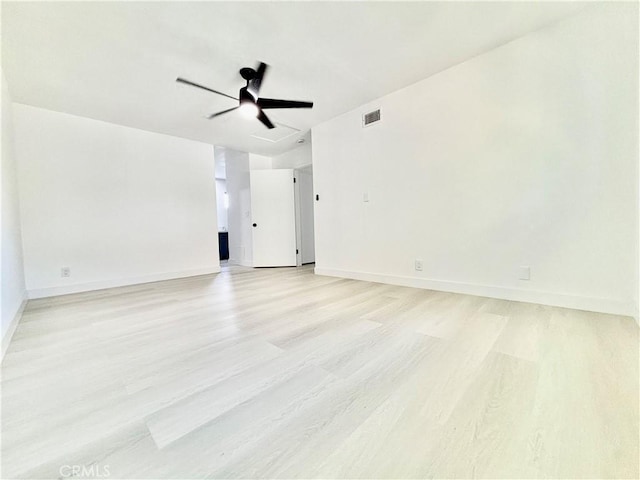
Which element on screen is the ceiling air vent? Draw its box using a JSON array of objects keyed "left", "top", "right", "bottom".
[{"left": 362, "top": 109, "right": 381, "bottom": 127}]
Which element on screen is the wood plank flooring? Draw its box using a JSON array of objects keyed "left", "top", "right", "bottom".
[{"left": 1, "top": 265, "right": 638, "bottom": 479}]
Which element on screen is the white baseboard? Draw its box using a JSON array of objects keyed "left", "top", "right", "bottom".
[
  {"left": 27, "top": 266, "right": 221, "bottom": 299},
  {"left": 1, "top": 294, "right": 27, "bottom": 362},
  {"left": 314, "top": 267, "right": 635, "bottom": 317}
]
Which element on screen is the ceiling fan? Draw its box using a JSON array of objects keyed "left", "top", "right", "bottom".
[{"left": 176, "top": 62, "right": 313, "bottom": 129}]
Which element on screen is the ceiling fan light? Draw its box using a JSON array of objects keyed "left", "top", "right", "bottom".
[{"left": 239, "top": 102, "right": 259, "bottom": 118}]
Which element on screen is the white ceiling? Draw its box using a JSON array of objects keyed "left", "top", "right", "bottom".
[{"left": 1, "top": 1, "right": 587, "bottom": 156}]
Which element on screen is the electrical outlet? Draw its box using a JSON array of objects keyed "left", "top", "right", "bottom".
[
  {"left": 414, "top": 259, "right": 423, "bottom": 271},
  {"left": 61, "top": 267, "right": 71, "bottom": 278},
  {"left": 519, "top": 266, "right": 530, "bottom": 280}
]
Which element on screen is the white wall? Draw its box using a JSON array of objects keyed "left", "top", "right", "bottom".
[
  {"left": 215, "top": 178, "right": 228, "bottom": 232},
  {"left": 223, "top": 147, "right": 253, "bottom": 266},
  {"left": 1, "top": 71, "right": 26, "bottom": 356},
  {"left": 272, "top": 140, "right": 312, "bottom": 170},
  {"left": 313, "top": 3, "right": 638, "bottom": 316},
  {"left": 249, "top": 153, "right": 272, "bottom": 170},
  {"left": 13, "top": 104, "right": 219, "bottom": 297}
]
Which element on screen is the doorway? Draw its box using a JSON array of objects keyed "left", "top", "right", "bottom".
[
  {"left": 219, "top": 146, "right": 315, "bottom": 269},
  {"left": 295, "top": 166, "right": 315, "bottom": 266},
  {"left": 215, "top": 153, "right": 229, "bottom": 262}
]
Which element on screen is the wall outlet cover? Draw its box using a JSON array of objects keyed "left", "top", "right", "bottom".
[
  {"left": 414, "top": 260, "right": 423, "bottom": 271},
  {"left": 519, "top": 265, "right": 531, "bottom": 280}
]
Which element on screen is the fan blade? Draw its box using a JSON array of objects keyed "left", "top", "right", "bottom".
[
  {"left": 176, "top": 77, "right": 238, "bottom": 101},
  {"left": 248, "top": 62, "right": 269, "bottom": 98},
  {"left": 257, "top": 98, "right": 313, "bottom": 109},
  {"left": 257, "top": 109, "right": 275, "bottom": 129},
  {"left": 207, "top": 106, "right": 239, "bottom": 119}
]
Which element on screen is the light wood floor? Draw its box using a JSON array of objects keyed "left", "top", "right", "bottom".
[{"left": 1, "top": 265, "right": 638, "bottom": 479}]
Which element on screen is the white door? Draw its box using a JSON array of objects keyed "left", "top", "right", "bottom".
[
  {"left": 298, "top": 170, "right": 315, "bottom": 264},
  {"left": 250, "top": 169, "right": 297, "bottom": 267}
]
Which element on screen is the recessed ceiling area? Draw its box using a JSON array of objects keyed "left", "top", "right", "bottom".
[{"left": 1, "top": 1, "right": 587, "bottom": 156}]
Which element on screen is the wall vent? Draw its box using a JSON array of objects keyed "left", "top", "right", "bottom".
[{"left": 362, "top": 109, "right": 381, "bottom": 127}]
